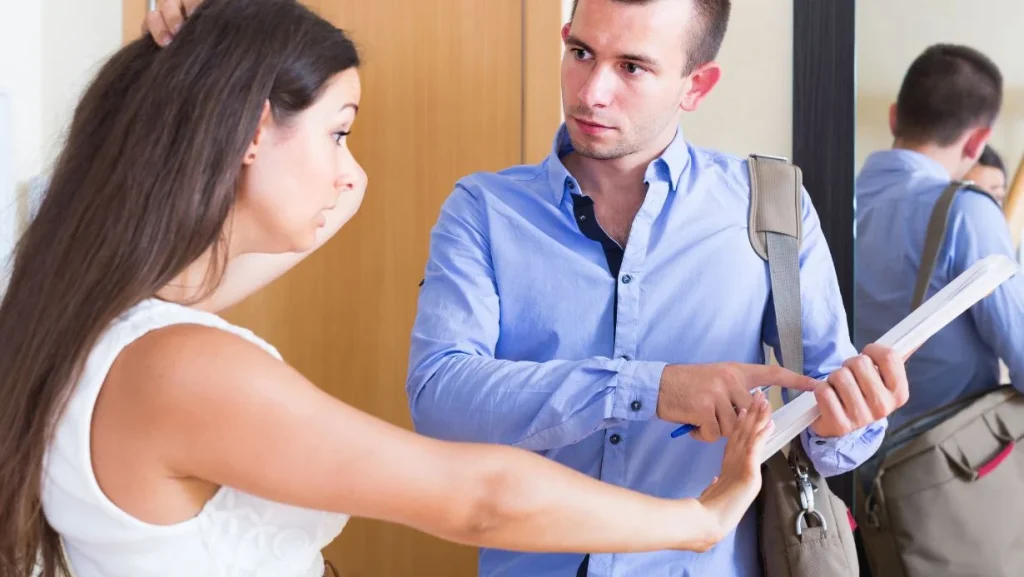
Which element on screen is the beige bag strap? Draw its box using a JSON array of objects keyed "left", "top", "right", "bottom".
[
  {"left": 752, "top": 155, "right": 859, "bottom": 577},
  {"left": 748, "top": 154, "right": 803, "bottom": 374},
  {"left": 911, "top": 181, "right": 971, "bottom": 310}
]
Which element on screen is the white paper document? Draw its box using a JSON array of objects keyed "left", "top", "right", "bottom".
[{"left": 761, "top": 253, "right": 1019, "bottom": 461}]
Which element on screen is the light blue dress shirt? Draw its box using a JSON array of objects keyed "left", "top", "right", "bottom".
[
  {"left": 407, "top": 125, "right": 885, "bottom": 577},
  {"left": 854, "top": 149, "right": 1024, "bottom": 432}
]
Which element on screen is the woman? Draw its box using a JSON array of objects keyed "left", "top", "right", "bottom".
[
  {"left": 964, "top": 144, "right": 1008, "bottom": 206},
  {"left": 0, "top": 1, "right": 776, "bottom": 576}
]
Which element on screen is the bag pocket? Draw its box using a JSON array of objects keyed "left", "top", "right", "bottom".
[{"left": 867, "top": 405, "right": 1024, "bottom": 577}]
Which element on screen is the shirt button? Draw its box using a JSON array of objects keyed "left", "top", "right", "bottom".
[
  {"left": 815, "top": 440, "right": 827, "bottom": 446},
  {"left": 567, "top": 180, "right": 575, "bottom": 190},
  {"left": 609, "top": 434, "right": 622, "bottom": 445},
  {"left": 630, "top": 400, "right": 642, "bottom": 412},
  {"left": 621, "top": 274, "right": 632, "bottom": 284}
]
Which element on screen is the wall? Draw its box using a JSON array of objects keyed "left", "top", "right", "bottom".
[
  {"left": 856, "top": 0, "right": 1024, "bottom": 172},
  {"left": 560, "top": 0, "right": 794, "bottom": 158},
  {"left": 680, "top": 2, "right": 793, "bottom": 158},
  {"left": 0, "top": 0, "right": 121, "bottom": 185},
  {"left": 0, "top": 1, "right": 44, "bottom": 185},
  {"left": 0, "top": 0, "right": 122, "bottom": 284},
  {"left": 0, "top": 1, "right": 42, "bottom": 286},
  {"left": 1, "top": 93, "right": 14, "bottom": 289},
  {"left": 41, "top": 0, "right": 123, "bottom": 169}
]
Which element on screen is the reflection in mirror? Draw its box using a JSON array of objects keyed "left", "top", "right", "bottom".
[
  {"left": 852, "top": 3, "right": 1024, "bottom": 576},
  {"left": 854, "top": 0, "right": 1023, "bottom": 383},
  {"left": 856, "top": 0, "right": 1024, "bottom": 251}
]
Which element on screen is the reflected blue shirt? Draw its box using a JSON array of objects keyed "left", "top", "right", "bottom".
[
  {"left": 407, "top": 125, "right": 885, "bottom": 577},
  {"left": 854, "top": 149, "right": 1024, "bottom": 431}
]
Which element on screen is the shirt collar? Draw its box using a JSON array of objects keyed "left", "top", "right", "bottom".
[
  {"left": 544, "top": 123, "right": 690, "bottom": 206},
  {"left": 861, "top": 148, "right": 951, "bottom": 182}
]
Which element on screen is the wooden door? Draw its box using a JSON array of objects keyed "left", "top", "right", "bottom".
[{"left": 123, "top": 1, "right": 560, "bottom": 575}]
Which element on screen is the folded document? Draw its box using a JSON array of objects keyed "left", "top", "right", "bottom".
[{"left": 761, "top": 254, "right": 1020, "bottom": 461}]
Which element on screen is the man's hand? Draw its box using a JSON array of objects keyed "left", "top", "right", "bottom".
[
  {"left": 657, "top": 363, "right": 818, "bottom": 443},
  {"left": 143, "top": 0, "right": 205, "bottom": 46},
  {"left": 810, "top": 344, "right": 909, "bottom": 438}
]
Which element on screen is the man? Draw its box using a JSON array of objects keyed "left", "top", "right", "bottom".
[
  {"left": 408, "top": 1, "right": 908, "bottom": 575},
  {"left": 855, "top": 43, "right": 1023, "bottom": 434},
  {"left": 965, "top": 144, "right": 1008, "bottom": 206}
]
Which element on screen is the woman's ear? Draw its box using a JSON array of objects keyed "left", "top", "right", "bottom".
[{"left": 243, "top": 101, "right": 273, "bottom": 166}]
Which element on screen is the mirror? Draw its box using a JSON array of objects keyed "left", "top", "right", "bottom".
[{"left": 850, "top": 5, "right": 1023, "bottom": 575}]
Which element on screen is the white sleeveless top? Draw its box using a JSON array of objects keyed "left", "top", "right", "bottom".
[{"left": 41, "top": 299, "right": 350, "bottom": 577}]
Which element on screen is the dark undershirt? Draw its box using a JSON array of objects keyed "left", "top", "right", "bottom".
[{"left": 570, "top": 193, "right": 623, "bottom": 577}]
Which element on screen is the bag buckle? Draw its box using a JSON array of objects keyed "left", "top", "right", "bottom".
[
  {"left": 794, "top": 464, "right": 828, "bottom": 537},
  {"left": 866, "top": 507, "right": 880, "bottom": 529},
  {"left": 750, "top": 152, "right": 791, "bottom": 163}
]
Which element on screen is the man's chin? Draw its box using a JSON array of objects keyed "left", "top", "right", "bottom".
[
  {"left": 568, "top": 126, "right": 637, "bottom": 159},
  {"left": 567, "top": 135, "right": 620, "bottom": 160},
  {"left": 572, "top": 146, "right": 626, "bottom": 161}
]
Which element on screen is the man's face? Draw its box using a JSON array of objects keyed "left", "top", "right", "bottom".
[
  {"left": 965, "top": 163, "right": 1007, "bottom": 206},
  {"left": 560, "top": 0, "right": 700, "bottom": 160}
]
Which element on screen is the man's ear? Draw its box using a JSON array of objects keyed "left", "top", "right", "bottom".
[
  {"left": 963, "top": 126, "right": 992, "bottom": 163},
  {"left": 679, "top": 62, "right": 722, "bottom": 112},
  {"left": 888, "top": 103, "right": 898, "bottom": 137},
  {"left": 243, "top": 101, "right": 273, "bottom": 166}
]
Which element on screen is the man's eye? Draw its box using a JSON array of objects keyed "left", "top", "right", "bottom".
[{"left": 623, "top": 63, "right": 645, "bottom": 76}]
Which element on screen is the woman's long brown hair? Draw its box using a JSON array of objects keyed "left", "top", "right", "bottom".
[{"left": 0, "top": 1, "right": 358, "bottom": 574}]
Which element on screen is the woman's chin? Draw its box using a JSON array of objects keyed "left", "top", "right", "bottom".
[{"left": 292, "top": 233, "right": 318, "bottom": 254}]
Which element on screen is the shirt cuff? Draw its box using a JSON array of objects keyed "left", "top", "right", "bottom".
[
  {"left": 801, "top": 418, "right": 887, "bottom": 477},
  {"left": 612, "top": 360, "right": 666, "bottom": 422}
]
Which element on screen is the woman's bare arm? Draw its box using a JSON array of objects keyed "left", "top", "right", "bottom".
[{"left": 96, "top": 324, "right": 770, "bottom": 553}]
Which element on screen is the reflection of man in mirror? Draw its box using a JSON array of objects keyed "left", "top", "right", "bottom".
[
  {"left": 965, "top": 145, "right": 1007, "bottom": 206},
  {"left": 855, "top": 42, "right": 1024, "bottom": 434}
]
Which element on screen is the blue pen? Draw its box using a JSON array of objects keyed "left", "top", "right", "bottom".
[
  {"left": 669, "top": 423, "right": 696, "bottom": 438},
  {"left": 669, "top": 386, "right": 771, "bottom": 438}
]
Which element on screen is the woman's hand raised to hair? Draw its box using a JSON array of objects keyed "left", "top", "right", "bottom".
[
  {"left": 143, "top": 0, "right": 205, "bottom": 46},
  {"left": 694, "top": 391, "right": 774, "bottom": 543}
]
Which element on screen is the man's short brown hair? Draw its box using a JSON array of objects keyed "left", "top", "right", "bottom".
[
  {"left": 894, "top": 44, "right": 1003, "bottom": 146},
  {"left": 569, "top": 0, "right": 731, "bottom": 73}
]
